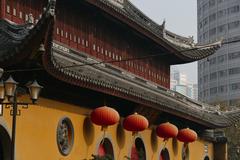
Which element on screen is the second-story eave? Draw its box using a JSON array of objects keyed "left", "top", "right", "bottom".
[{"left": 84, "top": 0, "right": 222, "bottom": 65}]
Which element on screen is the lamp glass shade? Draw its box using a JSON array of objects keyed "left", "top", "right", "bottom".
[
  {"left": 0, "top": 80, "right": 5, "bottom": 101},
  {"left": 4, "top": 76, "right": 18, "bottom": 97},
  {"left": 28, "top": 80, "right": 43, "bottom": 103}
]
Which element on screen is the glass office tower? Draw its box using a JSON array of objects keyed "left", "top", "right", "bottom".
[{"left": 198, "top": 0, "right": 240, "bottom": 106}]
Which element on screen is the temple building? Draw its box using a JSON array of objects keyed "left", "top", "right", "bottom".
[{"left": 0, "top": 0, "right": 239, "bottom": 160}]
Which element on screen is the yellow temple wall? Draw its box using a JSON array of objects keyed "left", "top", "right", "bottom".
[{"left": 0, "top": 96, "right": 218, "bottom": 160}]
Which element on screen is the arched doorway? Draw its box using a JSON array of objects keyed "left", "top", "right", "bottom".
[
  {"left": 0, "top": 142, "right": 3, "bottom": 160},
  {"left": 97, "top": 138, "right": 114, "bottom": 160},
  {"left": 0, "top": 125, "right": 11, "bottom": 160},
  {"left": 160, "top": 148, "right": 170, "bottom": 160},
  {"left": 131, "top": 137, "right": 146, "bottom": 160},
  {"left": 204, "top": 156, "right": 210, "bottom": 160}
]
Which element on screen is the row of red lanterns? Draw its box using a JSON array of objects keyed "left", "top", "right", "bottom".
[
  {"left": 156, "top": 122, "right": 197, "bottom": 143},
  {"left": 90, "top": 106, "right": 197, "bottom": 143}
]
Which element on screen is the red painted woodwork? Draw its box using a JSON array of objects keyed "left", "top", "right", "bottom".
[
  {"left": 3, "top": 0, "right": 171, "bottom": 89},
  {"left": 123, "top": 113, "right": 148, "bottom": 132},
  {"left": 0, "top": 0, "right": 5, "bottom": 18},
  {"left": 5, "top": 0, "right": 11, "bottom": 20},
  {"left": 12, "top": 1, "right": 18, "bottom": 22},
  {"left": 98, "top": 144, "right": 106, "bottom": 157},
  {"left": 131, "top": 145, "right": 139, "bottom": 160},
  {"left": 177, "top": 128, "right": 198, "bottom": 143},
  {"left": 98, "top": 139, "right": 114, "bottom": 158},
  {"left": 160, "top": 154, "right": 163, "bottom": 160},
  {"left": 156, "top": 122, "right": 178, "bottom": 139},
  {"left": 4, "top": 0, "right": 46, "bottom": 24},
  {"left": 90, "top": 106, "right": 120, "bottom": 127}
]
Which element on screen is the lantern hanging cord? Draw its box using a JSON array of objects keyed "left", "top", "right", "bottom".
[{"left": 3, "top": 38, "right": 240, "bottom": 74}]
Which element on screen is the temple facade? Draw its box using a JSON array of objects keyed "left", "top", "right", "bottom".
[{"left": 0, "top": 0, "right": 239, "bottom": 160}]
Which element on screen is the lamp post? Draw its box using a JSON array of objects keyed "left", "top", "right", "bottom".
[{"left": 0, "top": 75, "right": 43, "bottom": 160}]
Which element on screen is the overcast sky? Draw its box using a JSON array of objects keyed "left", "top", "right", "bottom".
[{"left": 130, "top": 0, "right": 198, "bottom": 83}]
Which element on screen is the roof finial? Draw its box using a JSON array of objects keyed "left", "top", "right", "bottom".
[
  {"left": 162, "top": 19, "right": 166, "bottom": 29},
  {"left": 48, "top": 0, "right": 56, "bottom": 16},
  {"left": 188, "top": 36, "right": 194, "bottom": 46},
  {"left": 27, "top": 13, "right": 34, "bottom": 29}
]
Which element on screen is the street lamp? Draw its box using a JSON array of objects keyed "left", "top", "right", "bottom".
[
  {"left": 0, "top": 75, "right": 43, "bottom": 160},
  {"left": 27, "top": 80, "right": 43, "bottom": 104},
  {"left": 4, "top": 76, "right": 18, "bottom": 98},
  {"left": 0, "top": 80, "right": 5, "bottom": 102}
]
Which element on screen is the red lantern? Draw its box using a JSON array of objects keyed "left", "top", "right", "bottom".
[
  {"left": 156, "top": 122, "right": 178, "bottom": 139},
  {"left": 90, "top": 106, "right": 120, "bottom": 128},
  {"left": 177, "top": 128, "right": 198, "bottom": 143},
  {"left": 123, "top": 113, "right": 149, "bottom": 132}
]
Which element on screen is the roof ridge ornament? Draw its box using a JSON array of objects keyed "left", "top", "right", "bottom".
[
  {"left": 162, "top": 19, "right": 166, "bottom": 37},
  {"left": 48, "top": 0, "right": 56, "bottom": 16},
  {"left": 105, "top": 0, "right": 125, "bottom": 8},
  {"left": 188, "top": 36, "right": 195, "bottom": 47},
  {"left": 26, "top": 14, "right": 34, "bottom": 29},
  {"left": 162, "top": 19, "right": 166, "bottom": 29}
]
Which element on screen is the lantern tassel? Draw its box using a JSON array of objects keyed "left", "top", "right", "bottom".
[
  {"left": 132, "top": 131, "right": 138, "bottom": 137},
  {"left": 183, "top": 142, "right": 188, "bottom": 150},
  {"left": 101, "top": 125, "right": 108, "bottom": 131},
  {"left": 159, "top": 138, "right": 169, "bottom": 152},
  {"left": 163, "top": 138, "right": 168, "bottom": 149},
  {"left": 101, "top": 125, "right": 108, "bottom": 143}
]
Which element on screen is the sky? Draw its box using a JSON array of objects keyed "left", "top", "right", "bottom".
[{"left": 130, "top": 0, "right": 198, "bottom": 84}]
